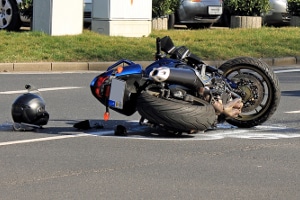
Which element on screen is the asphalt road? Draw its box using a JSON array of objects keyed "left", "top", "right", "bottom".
[{"left": 0, "top": 65, "right": 299, "bottom": 200}]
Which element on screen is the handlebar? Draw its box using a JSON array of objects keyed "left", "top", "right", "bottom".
[{"left": 155, "top": 37, "right": 162, "bottom": 60}]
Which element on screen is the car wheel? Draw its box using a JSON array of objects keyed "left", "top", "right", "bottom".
[{"left": 0, "top": 0, "right": 22, "bottom": 31}]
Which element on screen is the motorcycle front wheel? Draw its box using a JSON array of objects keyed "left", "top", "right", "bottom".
[
  {"left": 136, "top": 90, "right": 216, "bottom": 133},
  {"left": 219, "top": 57, "right": 281, "bottom": 128}
]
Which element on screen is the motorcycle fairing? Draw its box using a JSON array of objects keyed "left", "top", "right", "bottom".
[
  {"left": 144, "top": 57, "right": 182, "bottom": 75},
  {"left": 90, "top": 61, "right": 143, "bottom": 116}
]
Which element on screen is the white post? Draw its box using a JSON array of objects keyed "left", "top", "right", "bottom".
[
  {"left": 32, "top": 0, "right": 83, "bottom": 36},
  {"left": 91, "top": 0, "right": 152, "bottom": 37}
]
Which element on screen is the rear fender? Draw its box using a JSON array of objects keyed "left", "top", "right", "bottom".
[{"left": 90, "top": 60, "right": 143, "bottom": 116}]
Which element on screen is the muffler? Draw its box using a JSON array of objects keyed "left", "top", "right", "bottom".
[{"left": 149, "top": 67, "right": 204, "bottom": 88}]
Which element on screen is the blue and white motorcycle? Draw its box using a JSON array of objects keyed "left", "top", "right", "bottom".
[{"left": 90, "top": 36, "right": 281, "bottom": 134}]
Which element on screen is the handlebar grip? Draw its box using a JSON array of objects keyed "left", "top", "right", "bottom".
[{"left": 156, "top": 37, "right": 161, "bottom": 57}]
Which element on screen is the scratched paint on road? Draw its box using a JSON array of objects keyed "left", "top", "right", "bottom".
[
  {"left": 1, "top": 122, "right": 299, "bottom": 146},
  {"left": 87, "top": 122, "right": 300, "bottom": 141}
]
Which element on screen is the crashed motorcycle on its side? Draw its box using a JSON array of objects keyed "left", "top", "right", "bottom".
[{"left": 90, "top": 36, "right": 281, "bottom": 134}]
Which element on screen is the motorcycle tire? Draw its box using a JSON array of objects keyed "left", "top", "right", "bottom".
[
  {"left": 218, "top": 57, "right": 281, "bottom": 128},
  {"left": 136, "top": 91, "right": 216, "bottom": 133}
]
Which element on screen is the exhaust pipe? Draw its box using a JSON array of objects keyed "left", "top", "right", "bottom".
[{"left": 149, "top": 67, "right": 204, "bottom": 88}]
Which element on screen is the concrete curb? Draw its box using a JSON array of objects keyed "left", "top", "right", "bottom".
[{"left": 0, "top": 57, "right": 299, "bottom": 72}]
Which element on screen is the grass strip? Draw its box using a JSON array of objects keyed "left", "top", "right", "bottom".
[{"left": 0, "top": 27, "right": 299, "bottom": 63}]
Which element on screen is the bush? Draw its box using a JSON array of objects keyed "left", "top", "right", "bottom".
[
  {"left": 152, "top": 0, "right": 179, "bottom": 17},
  {"left": 19, "top": 0, "right": 33, "bottom": 19},
  {"left": 223, "top": 0, "right": 270, "bottom": 16},
  {"left": 288, "top": 0, "right": 300, "bottom": 16}
]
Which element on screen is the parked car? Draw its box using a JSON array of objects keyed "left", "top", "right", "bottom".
[
  {"left": 263, "top": 0, "right": 290, "bottom": 26},
  {"left": 83, "top": 0, "right": 92, "bottom": 24},
  {"left": 0, "top": 0, "right": 24, "bottom": 30},
  {"left": 0, "top": 0, "right": 91, "bottom": 31},
  {"left": 168, "top": 0, "right": 223, "bottom": 29}
]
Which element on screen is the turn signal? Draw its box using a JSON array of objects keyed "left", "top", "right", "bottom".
[
  {"left": 104, "top": 112, "right": 110, "bottom": 121},
  {"left": 116, "top": 66, "right": 123, "bottom": 73},
  {"left": 191, "top": 0, "right": 201, "bottom": 2}
]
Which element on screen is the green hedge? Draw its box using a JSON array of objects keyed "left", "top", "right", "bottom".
[
  {"left": 223, "top": 0, "right": 270, "bottom": 16},
  {"left": 288, "top": 0, "right": 300, "bottom": 16},
  {"left": 18, "top": 0, "right": 33, "bottom": 19},
  {"left": 152, "top": 0, "right": 179, "bottom": 17}
]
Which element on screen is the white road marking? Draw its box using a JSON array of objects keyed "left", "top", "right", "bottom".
[
  {"left": 0, "top": 71, "right": 101, "bottom": 75},
  {"left": 274, "top": 69, "right": 300, "bottom": 73},
  {"left": 0, "top": 86, "right": 83, "bottom": 94},
  {"left": 285, "top": 110, "right": 300, "bottom": 114},
  {"left": 0, "top": 133, "right": 92, "bottom": 147}
]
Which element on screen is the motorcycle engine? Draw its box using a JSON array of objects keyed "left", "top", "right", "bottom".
[{"left": 200, "top": 74, "right": 233, "bottom": 105}]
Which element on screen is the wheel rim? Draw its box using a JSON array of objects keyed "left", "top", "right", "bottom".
[
  {"left": 0, "top": 0, "right": 13, "bottom": 29},
  {"left": 224, "top": 65, "right": 273, "bottom": 121}
]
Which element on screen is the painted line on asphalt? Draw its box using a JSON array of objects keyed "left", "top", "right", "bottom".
[
  {"left": 0, "top": 71, "right": 101, "bottom": 75},
  {"left": 274, "top": 69, "right": 300, "bottom": 73},
  {"left": 0, "top": 133, "right": 92, "bottom": 147},
  {"left": 0, "top": 86, "right": 83, "bottom": 94},
  {"left": 285, "top": 110, "right": 300, "bottom": 114}
]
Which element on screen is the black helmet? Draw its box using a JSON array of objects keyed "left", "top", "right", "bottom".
[{"left": 11, "top": 93, "right": 49, "bottom": 126}]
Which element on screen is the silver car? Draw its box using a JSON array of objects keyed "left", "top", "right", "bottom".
[
  {"left": 83, "top": 0, "right": 92, "bottom": 24},
  {"left": 263, "top": 0, "right": 290, "bottom": 25},
  {"left": 170, "top": 0, "right": 223, "bottom": 28},
  {"left": 0, "top": 0, "right": 27, "bottom": 30}
]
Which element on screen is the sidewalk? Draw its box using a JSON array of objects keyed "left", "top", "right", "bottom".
[{"left": 0, "top": 56, "right": 299, "bottom": 72}]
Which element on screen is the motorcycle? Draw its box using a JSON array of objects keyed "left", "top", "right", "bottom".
[{"left": 90, "top": 36, "right": 281, "bottom": 134}]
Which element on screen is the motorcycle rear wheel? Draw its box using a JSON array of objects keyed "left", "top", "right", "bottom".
[
  {"left": 136, "top": 90, "right": 216, "bottom": 133},
  {"left": 219, "top": 57, "right": 281, "bottom": 128}
]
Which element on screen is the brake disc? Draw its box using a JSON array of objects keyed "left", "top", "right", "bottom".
[{"left": 233, "top": 73, "right": 264, "bottom": 113}]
